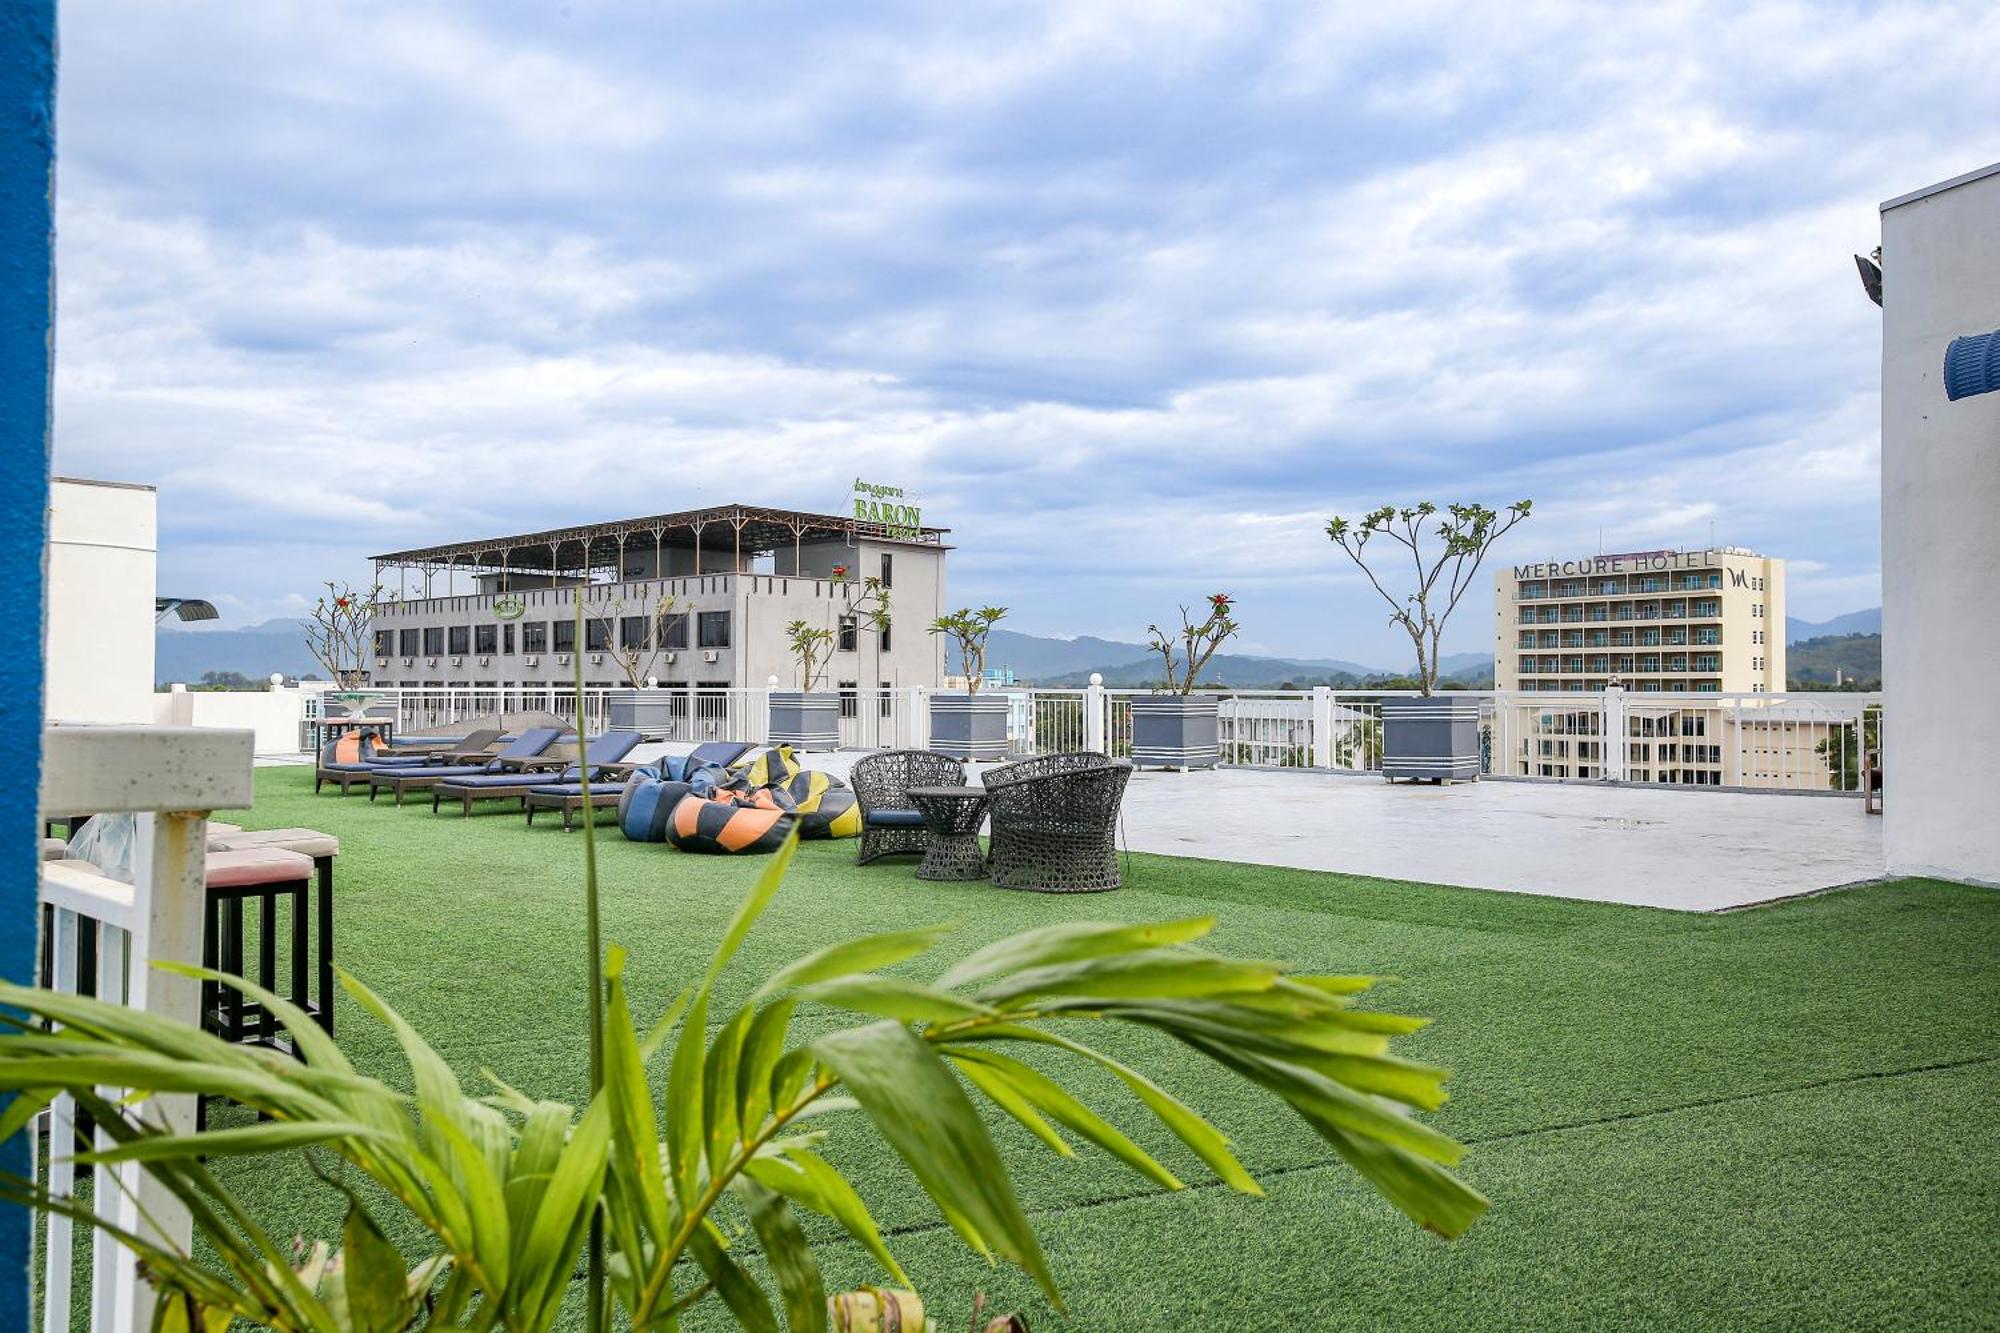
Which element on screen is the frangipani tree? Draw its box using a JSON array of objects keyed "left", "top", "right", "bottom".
[
  {"left": 1327, "top": 501, "right": 1532, "bottom": 696},
  {"left": 1148, "top": 593, "right": 1241, "bottom": 695},
  {"left": 303, "top": 581, "right": 393, "bottom": 689},
  {"left": 928, "top": 606, "right": 1008, "bottom": 695}
]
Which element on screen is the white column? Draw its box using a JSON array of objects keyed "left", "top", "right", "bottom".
[
  {"left": 908, "top": 687, "right": 928, "bottom": 750},
  {"left": 1083, "top": 674, "right": 1106, "bottom": 754},
  {"left": 1601, "top": 686, "right": 1626, "bottom": 783},
  {"left": 1311, "top": 686, "right": 1334, "bottom": 769}
]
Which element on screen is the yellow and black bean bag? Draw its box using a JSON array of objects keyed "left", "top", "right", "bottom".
[
  {"left": 780, "top": 770, "right": 861, "bottom": 839},
  {"left": 727, "top": 744, "right": 801, "bottom": 790},
  {"left": 668, "top": 792, "right": 796, "bottom": 854}
]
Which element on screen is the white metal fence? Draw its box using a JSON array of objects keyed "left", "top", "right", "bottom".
[
  {"left": 310, "top": 684, "right": 1880, "bottom": 796},
  {"left": 34, "top": 725, "right": 256, "bottom": 1333}
]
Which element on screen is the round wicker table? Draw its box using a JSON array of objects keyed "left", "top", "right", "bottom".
[{"left": 907, "top": 786, "right": 991, "bottom": 881}]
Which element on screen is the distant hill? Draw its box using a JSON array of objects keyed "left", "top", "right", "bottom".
[
  {"left": 983, "top": 630, "right": 1493, "bottom": 689},
  {"left": 157, "top": 618, "right": 322, "bottom": 685},
  {"left": 1786, "top": 633, "right": 1882, "bottom": 689},
  {"left": 1787, "top": 608, "right": 1880, "bottom": 644}
]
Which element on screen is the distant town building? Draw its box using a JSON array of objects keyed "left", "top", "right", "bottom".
[
  {"left": 1493, "top": 547, "right": 1786, "bottom": 695},
  {"left": 366, "top": 504, "right": 950, "bottom": 697}
]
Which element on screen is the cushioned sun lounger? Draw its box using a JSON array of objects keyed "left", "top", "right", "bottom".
[
  {"left": 433, "top": 731, "right": 644, "bottom": 817},
  {"left": 365, "top": 728, "right": 503, "bottom": 768},
  {"left": 368, "top": 727, "right": 566, "bottom": 805}
]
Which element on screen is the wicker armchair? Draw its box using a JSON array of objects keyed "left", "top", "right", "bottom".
[
  {"left": 981, "top": 752, "right": 1132, "bottom": 893},
  {"left": 852, "top": 749, "right": 967, "bottom": 865}
]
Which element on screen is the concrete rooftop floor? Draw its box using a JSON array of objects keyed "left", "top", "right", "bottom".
[{"left": 268, "top": 746, "right": 1887, "bottom": 912}]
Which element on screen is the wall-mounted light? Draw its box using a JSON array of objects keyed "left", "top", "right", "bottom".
[{"left": 1944, "top": 328, "right": 2000, "bottom": 401}]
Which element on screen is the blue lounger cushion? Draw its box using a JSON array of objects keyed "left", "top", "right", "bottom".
[
  {"left": 863, "top": 809, "right": 927, "bottom": 828},
  {"left": 687, "top": 740, "right": 754, "bottom": 770},
  {"left": 372, "top": 726, "right": 566, "bottom": 776},
  {"left": 437, "top": 770, "right": 565, "bottom": 789}
]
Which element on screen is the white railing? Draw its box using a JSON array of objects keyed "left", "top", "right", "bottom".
[
  {"left": 34, "top": 725, "right": 255, "bottom": 1333},
  {"left": 310, "top": 682, "right": 1880, "bottom": 796}
]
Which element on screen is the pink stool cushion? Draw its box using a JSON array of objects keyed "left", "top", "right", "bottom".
[
  {"left": 208, "top": 822, "right": 243, "bottom": 837},
  {"left": 209, "top": 828, "right": 339, "bottom": 859},
  {"left": 41, "top": 837, "right": 68, "bottom": 861},
  {"left": 205, "top": 847, "right": 314, "bottom": 888}
]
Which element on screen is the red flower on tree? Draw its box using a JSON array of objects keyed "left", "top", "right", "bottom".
[{"left": 831, "top": 564, "right": 849, "bottom": 580}]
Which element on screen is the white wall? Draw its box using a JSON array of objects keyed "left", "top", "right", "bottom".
[
  {"left": 1880, "top": 164, "right": 2000, "bottom": 886},
  {"left": 45, "top": 478, "right": 157, "bottom": 724},
  {"left": 153, "top": 685, "right": 309, "bottom": 755}
]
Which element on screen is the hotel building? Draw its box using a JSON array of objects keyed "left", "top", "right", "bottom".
[
  {"left": 1493, "top": 547, "right": 1786, "bottom": 695},
  {"left": 365, "top": 504, "right": 950, "bottom": 698}
]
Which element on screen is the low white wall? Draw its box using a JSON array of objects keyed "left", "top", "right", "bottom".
[
  {"left": 154, "top": 686, "right": 308, "bottom": 755},
  {"left": 1880, "top": 164, "right": 2000, "bottom": 887},
  {"left": 46, "top": 478, "right": 157, "bottom": 724}
]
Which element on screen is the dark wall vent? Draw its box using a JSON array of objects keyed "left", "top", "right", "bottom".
[{"left": 1944, "top": 328, "right": 2000, "bottom": 401}]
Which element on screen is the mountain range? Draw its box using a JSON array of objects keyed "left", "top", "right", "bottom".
[{"left": 1786, "top": 607, "right": 1880, "bottom": 643}]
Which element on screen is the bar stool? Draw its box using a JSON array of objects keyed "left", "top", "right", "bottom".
[{"left": 205, "top": 828, "right": 338, "bottom": 1036}]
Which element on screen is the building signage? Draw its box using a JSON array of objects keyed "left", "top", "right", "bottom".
[
  {"left": 851, "top": 478, "right": 924, "bottom": 541},
  {"left": 1513, "top": 548, "right": 1732, "bottom": 579},
  {"left": 492, "top": 595, "right": 526, "bottom": 620}
]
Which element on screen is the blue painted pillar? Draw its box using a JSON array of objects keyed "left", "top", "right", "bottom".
[{"left": 0, "top": 2, "right": 56, "bottom": 1328}]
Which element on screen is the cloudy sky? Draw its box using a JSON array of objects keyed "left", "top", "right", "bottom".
[{"left": 51, "top": 2, "right": 1997, "bottom": 663}]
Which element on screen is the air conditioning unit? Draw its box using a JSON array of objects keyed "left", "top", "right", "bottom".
[
  {"left": 427, "top": 658, "right": 439, "bottom": 667},
  {"left": 589, "top": 653, "right": 604, "bottom": 665},
  {"left": 524, "top": 655, "right": 540, "bottom": 666},
  {"left": 664, "top": 652, "right": 677, "bottom": 664},
  {"left": 702, "top": 650, "right": 719, "bottom": 663},
  {"left": 557, "top": 654, "right": 572, "bottom": 666},
  {"left": 401, "top": 658, "right": 414, "bottom": 667},
  {"left": 376, "top": 657, "right": 389, "bottom": 667},
  {"left": 478, "top": 656, "right": 491, "bottom": 666},
  {"left": 450, "top": 656, "right": 463, "bottom": 666}
]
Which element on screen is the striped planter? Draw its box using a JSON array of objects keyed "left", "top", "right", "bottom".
[
  {"left": 1131, "top": 694, "right": 1219, "bottom": 770},
  {"left": 607, "top": 689, "right": 675, "bottom": 735},
  {"left": 929, "top": 692, "right": 1009, "bottom": 760},
  {"left": 1381, "top": 696, "right": 1482, "bottom": 782},
  {"left": 769, "top": 691, "right": 839, "bottom": 753}
]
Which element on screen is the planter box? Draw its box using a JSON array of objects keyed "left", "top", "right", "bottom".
[
  {"left": 929, "top": 692, "right": 1010, "bottom": 761},
  {"left": 607, "top": 689, "right": 676, "bottom": 735},
  {"left": 769, "top": 691, "right": 840, "bottom": 752},
  {"left": 1381, "top": 696, "right": 1482, "bottom": 782},
  {"left": 1131, "top": 694, "right": 1220, "bottom": 770}
]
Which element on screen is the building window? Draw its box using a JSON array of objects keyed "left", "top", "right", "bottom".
[
  {"left": 879, "top": 552, "right": 893, "bottom": 588},
  {"left": 474, "top": 624, "right": 497, "bottom": 655},
  {"left": 553, "top": 619, "right": 576, "bottom": 653},
  {"left": 585, "top": 619, "right": 611, "bottom": 652},
  {"left": 879, "top": 620, "right": 892, "bottom": 651},
  {"left": 879, "top": 680, "right": 894, "bottom": 717},
  {"left": 524, "top": 621, "right": 547, "bottom": 653},
  {"left": 422, "top": 627, "right": 444, "bottom": 656},
  {"left": 399, "top": 628, "right": 419, "bottom": 657},
  {"left": 620, "top": 616, "right": 648, "bottom": 650},
  {"left": 661, "top": 613, "right": 688, "bottom": 650},
  {"left": 374, "top": 629, "right": 394, "bottom": 656},
  {"left": 698, "top": 611, "right": 731, "bottom": 648},
  {"left": 838, "top": 616, "right": 857, "bottom": 652},
  {"left": 448, "top": 626, "right": 470, "bottom": 655},
  {"left": 837, "top": 680, "right": 858, "bottom": 718}
]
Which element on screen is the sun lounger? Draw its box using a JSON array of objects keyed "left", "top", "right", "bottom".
[
  {"left": 433, "top": 731, "right": 644, "bottom": 816},
  {"left": 365, "top": 728, "right": 503, "bottom": 768},
  {"left": 368, "top": 727, "right": 566, "bottom": 805}
]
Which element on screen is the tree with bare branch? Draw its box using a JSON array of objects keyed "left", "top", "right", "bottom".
[
  {"left": 1326, "top": 500, "right": 1532, "bottom": 696},
  {"left": 1147, "top": 593, "right": 1240, "bottom": 694},
  {"left": 585, "top": 592, "right": 680, "bottom": 688},
  {"left": 304, "top": 581, "right": 393, "bottom": 689}
]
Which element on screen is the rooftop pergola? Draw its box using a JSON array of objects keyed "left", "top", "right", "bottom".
[{"left": 369, "top": 503, "right": 950, "bottom": 596}]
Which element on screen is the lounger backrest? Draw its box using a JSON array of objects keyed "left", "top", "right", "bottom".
[
  {"left": 558, "top": 730, "right": 644, "bottom": 781},
  {"left": 451, "top": 727, "right": 503, "bottom": 755},
  {"left": 489, "top": 727, "right": 564, "bottom": 767},
  {"left": 688, "top": 740, "right": 753, "bottom": 770}
]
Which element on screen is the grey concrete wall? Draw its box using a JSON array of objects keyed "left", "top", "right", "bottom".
[{"left": 1880, "top": 164, "right": 2000, "bottom": 886}]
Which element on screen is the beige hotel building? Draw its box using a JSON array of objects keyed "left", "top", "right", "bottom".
[{"left": 1494, "top": 546, "right": 1786, "bottom": 694}]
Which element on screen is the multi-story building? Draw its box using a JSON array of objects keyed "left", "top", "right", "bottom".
[
  {"left": 1493, "top": 547, "right": 1786, "bottom": 695},
  {"left": 365, "top": 504, "right": 950, "bottom": 699}
]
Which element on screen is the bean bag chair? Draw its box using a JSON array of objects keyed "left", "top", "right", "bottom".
[
  {"left": 319, "top": 732, "right": 382, "bottom": 769},
  {"left": 684, "top": 761, "right": 734, "bottom": 798},
  {"left": 781, "top": 770, "right": 861, "bottom": 840},
  {"left": 667, "top": 792, "right": 796, "bottom": 855},
  {"left": 728, "top": 744, "right": 801, "bottom": 790},
  {"left": 619, "top": 775, "right": 694, "bottom": 843}
]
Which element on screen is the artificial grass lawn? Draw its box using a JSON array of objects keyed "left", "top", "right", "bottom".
[{"left": 194, "top": 767, "right": 1999, "bottom": 1330}]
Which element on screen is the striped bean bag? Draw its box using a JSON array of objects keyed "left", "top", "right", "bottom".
[
  {"left": 618, "top": 776, "right": 694, "bottom": 843},
  {"left": 727, "top": 744, "right": 801, "bottom": 790},
  {"left": 780, "top": 770, "right": 861, "bottom": 840},
  {"left": 667, "top": 793, "right": 796, "bottom": 855}
]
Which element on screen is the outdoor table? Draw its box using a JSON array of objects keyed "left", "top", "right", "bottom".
[{"left": 908, "top": 786, "right": 991, "bottom": 881}]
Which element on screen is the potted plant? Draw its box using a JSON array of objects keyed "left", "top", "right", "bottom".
[
  {"left": 594, "top": 593, "right": 681, "bottom": 733},
  {"left": 926, "top": 606, "right": 1010, "bottom": 759},
  {"left": 1132, "top": 593, "right": 1240, "bottom": 769},
  {"left": 1327, "top": 500, "right": 1531, "bottom": 781},
  {"left": 771, "top": 575, "right": 889, "bottom": 751}
]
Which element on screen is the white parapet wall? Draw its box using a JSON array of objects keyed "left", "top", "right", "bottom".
[
  {"left": 1880, "top": 163, "right": 2000, "bottom": 886},
  {"left": 45, "top": 477, "right": 158, "bottom": 724},
  {"left": 154, "top": 683, "right": 311, "bottom": 755}
]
